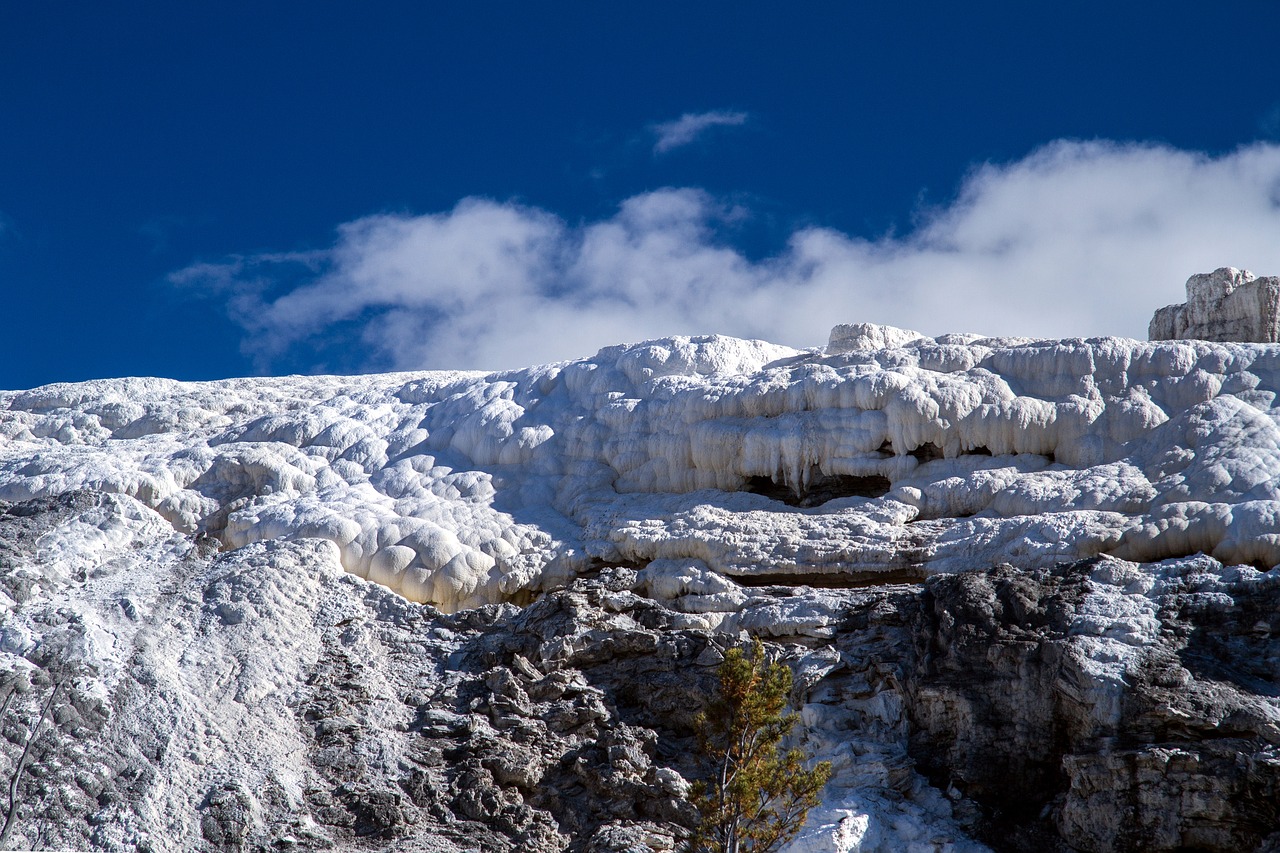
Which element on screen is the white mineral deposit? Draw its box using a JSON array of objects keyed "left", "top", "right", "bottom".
[{"left": 1, "top": 271, "right": 1277, "bottom": 851}]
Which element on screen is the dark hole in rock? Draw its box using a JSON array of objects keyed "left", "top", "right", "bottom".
[
  {"left": 908, "top": 442, "right": 944, "bottom": 464},
  {"left": 745, "top": 473, "right": 891, "bottom": 507},
  {"left": 876, "top": 439, "right": 895, "bottom": 457},
  {"left": 963, "top": 446, "right": 992, "bottom": 456},
  {"left": 731, "top": 567, "right": 926, "bottom": 588}
]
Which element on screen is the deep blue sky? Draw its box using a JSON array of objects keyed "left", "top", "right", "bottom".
[{"left": 3, "top": 2, "right": 1280, "bottom": 389}]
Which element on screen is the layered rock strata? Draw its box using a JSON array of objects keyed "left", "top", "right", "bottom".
[{"left": 1150, "top": 267, "right": 1280, "bottom": 343}]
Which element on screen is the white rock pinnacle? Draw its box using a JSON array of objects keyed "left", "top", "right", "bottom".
[{"left": 1149, "top": 267, "right": 1280, "bottom": 343}]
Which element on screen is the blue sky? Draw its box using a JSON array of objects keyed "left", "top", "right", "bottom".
[{"left": 3, "top": 3, "right": 1280, "bottom": 389}]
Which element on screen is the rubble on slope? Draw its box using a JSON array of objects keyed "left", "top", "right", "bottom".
[{"left": 1, "top": 494, "right": 1277, "bottom": 852}]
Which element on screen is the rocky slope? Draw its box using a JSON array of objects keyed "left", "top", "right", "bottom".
[
  {"left": 2, "top": 276, "right": 1280, "bottom": 850},
  {"left": 2, "top": 493, "right": 1276, "bottom": 852}
]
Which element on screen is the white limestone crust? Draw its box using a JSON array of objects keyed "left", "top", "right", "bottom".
[
  {"left": 5, "top": 328, "right": 1280, "bottom": 610},
  {"left": 1150, "top": 267, "right": 1280, "bottom": 343}
]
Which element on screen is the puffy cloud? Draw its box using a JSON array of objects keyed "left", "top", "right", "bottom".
[
  {"left": 651, "top": 109, "right": 749, "bottom": 153},
  {"left": 175, "top": 140, "right": 1280, "bottom": 373}
]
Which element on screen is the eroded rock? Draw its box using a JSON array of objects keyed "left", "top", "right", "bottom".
[
  {"left": 1150, "top": 267, "right": 1280, "bottom": 343},
  {"left": 901, "top": 558, "right": 1280, "bottom": 852},
  {"left": 3, "top": 313, "right": 1280, "bottom": 851},
  {"left": 1, "top": 487, "right": 1277, "bottom": 851}
]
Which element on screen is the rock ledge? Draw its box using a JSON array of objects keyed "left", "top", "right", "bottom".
[{"left": 1149, "top": 267, "right": 1280, "bottom": 343}]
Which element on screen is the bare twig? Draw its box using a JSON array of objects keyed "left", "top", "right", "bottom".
[{"left": 0, "top": 681, "right": 59, "bottom": 847}]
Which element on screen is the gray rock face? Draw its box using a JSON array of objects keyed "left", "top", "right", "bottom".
[
  {"left": 1149, "top": 267, "right": 1280, "bottom": 342},
  {"left": 3, "top": 494, "right": 1278, "bottom": 852},
  {"left": 0, "top": 495, "right": 707, "bottom": 852},
  {"left": 901, "top": 560, "right": 1280, "bottom": 852}
]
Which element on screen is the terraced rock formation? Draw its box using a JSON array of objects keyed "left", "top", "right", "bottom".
[{"left": 2, "top": 272, "right": 1278, "bottom": 850}]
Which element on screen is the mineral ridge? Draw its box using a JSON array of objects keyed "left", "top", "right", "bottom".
[{"left": 0, "top": 273, "right": 1277, "bottom": 851}]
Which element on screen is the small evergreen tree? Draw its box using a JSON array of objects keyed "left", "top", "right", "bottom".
[{"left": 685, "top": 638, "right": 832, "bottom": 853}]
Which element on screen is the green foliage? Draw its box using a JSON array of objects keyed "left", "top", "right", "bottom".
[{"left": 685, "top": 638, "right": 833, "bottom": 853}]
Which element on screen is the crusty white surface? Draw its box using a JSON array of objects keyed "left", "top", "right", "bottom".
[
  {"left": 4, "top": 328, "right": 1280, "bottom": 610},
  {"left": 1150, "top": 267, "right": 1280, "bottom": 343}
]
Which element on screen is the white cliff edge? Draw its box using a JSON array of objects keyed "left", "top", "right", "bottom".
[
  {"left": 3, "top": 311, "right": 1280, "bottom": 613},
  {"left": 1, "top": 272, "right": 1279, "bottom": 852}
]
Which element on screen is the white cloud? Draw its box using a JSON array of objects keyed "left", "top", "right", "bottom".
[
  {"left": 175, "top": 140, "right": 1280, "bottom": 374},
  {"left": 651, "top": 109, "right": 749, "bottom": 153}
]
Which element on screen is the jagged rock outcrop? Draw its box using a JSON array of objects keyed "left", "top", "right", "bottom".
[
  {"left": 903, "top": 559, "right": 1280, "bottom": 852},
  {"left": 1149, "top": 267, "right": 1280, "bottom": 343},
  {"left": 2, "top": 491, "right": 1277, "bottom": 852},
  {"left": 0, "top": 494, "right": 698, "bottom": 852}
]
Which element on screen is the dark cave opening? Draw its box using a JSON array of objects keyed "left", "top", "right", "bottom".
[
  {"left": 741, "top": 441, "right": 1054, "bottom": 510},
  {"left": 744, "top": 473, "right": 892, "bottom": 507},
  {"left": 731, "top": 567, "right": 926, "bottom": 588},
  {"left": 881, "top": 440, "right": 992, "bottom": 460},
  {"left": 909, "top": 442, "right": 945, "bottom": 464}
]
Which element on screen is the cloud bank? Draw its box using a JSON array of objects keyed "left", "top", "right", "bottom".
[
  {"left": 651, "top": 109, "right": 749, "bottom": 153},
  {"left": 174, "top": 140, "right": 1280, "bottom": 374}
]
